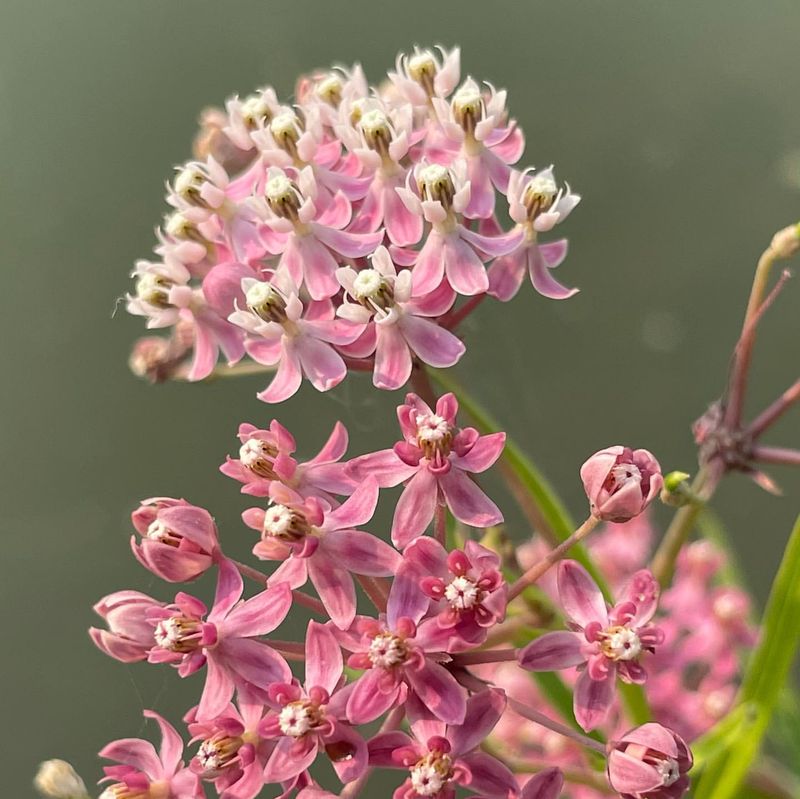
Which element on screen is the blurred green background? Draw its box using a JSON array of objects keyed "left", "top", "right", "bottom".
[{"left": 2, "top": 0, "right": 800, "bottom": 795}]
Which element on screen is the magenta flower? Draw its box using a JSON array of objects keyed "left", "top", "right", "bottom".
[
  {"left": 242, "top": 478, "right": 400, "bottom": 629},
  {"left": 90, "top": 590, "right": 164, "bottom": 663},
  {"left": 393, "top": 537, "right": 507, "bottom": 649},
  {"left": 259, "top": 621, "right": 366, "bottom": 785},
  {"left": 607, "top": 724, "right": 693, "bottom": 799},
  {"left": 366, "top": 689, "right": 515, "bottom": 799},
  {"left": 488, "top": 166, "right": 580, "bottom": 301},
  {"left": 251, "top": 166, "right": 383, "bottom": 300},
  {"left": 98, "top": 710, "right": 203, "bottom": 799},
  {"left": 518, "top": 561, "right": 664, "bottom": 731},
  {"left": 146, "top": 559, "right": 293, "bottom": 719},
  {"left": 227, "top": 273, "right": 362, "bottom": 403},
  {"left": 336, "top": 246, "right": 464, "bottom": 390},
  {"left": 186, "top": 700, "right": 274, "bottom": 799},
  {"left": 131, "top": 498, "right": 220, "bottom": 583},
  {"left": 348, "top": 393, "right": 505, "bottom": 547},
  {"left": 581, "top": 446, "right": 663, "bottom": 523},
  {"left": 342, "top": 607, "right": 466, "bottom": 726},
  {"left": 220, "top": 419, "right": 355, "bottom": 500},
  {"left": 397, "top": 161, "right": 524, "bottom": 296}
]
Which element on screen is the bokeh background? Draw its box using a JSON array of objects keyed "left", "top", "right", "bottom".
[{"left": 2, "top": 0, "right": 799, "bottom": 795}]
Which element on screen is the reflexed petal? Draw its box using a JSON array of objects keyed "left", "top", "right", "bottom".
[
  {"left": 573, "top": 669, "right": 615, "bottom": 732},
  {"left": 557, "top": 560, "right": 609, "bottom": 628},
  {"left": 518, "top": 631, "right": 585, "bottom": 671},
  {"left": 439, "top": 468, "right": 503, "bottom": 528},
  {"left": 305, "top": 621, "right": 343, "bottom": 694},
  {"left": 405, "top": 659, "right": 466, "bottom": 724},
  {"left": 392, "top": 468, "right": 438, "bottom": 547}
]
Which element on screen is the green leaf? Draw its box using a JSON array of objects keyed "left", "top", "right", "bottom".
[{"left": 693, "top": 514, "right": 800, "bottom": 799}]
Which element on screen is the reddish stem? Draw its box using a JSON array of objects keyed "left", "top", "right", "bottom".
[
  {"left": 751, "top": 445, "right": 800, "bottom": 467},
  {"left": 747, "top": 378, "right": 800, "bottom": 438},
  {"left": 451, "top": 648, "right": 518, "bottom": 665},
  {"left": 441, "top": 293, "right": 487, "bottom": 330},
  {"left": 357, "top": 575, "right": 389, "bottom": 611},
  {"left": 232, "top": 559, "right": 326, "bottom": 616}
]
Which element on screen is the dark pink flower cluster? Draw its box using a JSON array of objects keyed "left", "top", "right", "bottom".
[
  {"left": 87, "top": 385, "right": 704, "bottom": 799},
  {"left": 125, "top": 46, "right": 580, "bottom": 398}
]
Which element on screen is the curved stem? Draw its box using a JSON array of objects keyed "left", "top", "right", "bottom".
[
  {"left": 451, "top": 648, "right": 518, "bottom": 665},
  {"left": 434, "top": 503, "right": 447, "bottom": 545},
  {"left": 410, "top": 362, "right": 438, "bottom": 407},
  {"left": 231, "top": 559, "right": 326, "bottom": 616},
  {"left": 507, "top": 697, "right": 607, "bottom": 755},
  {"left": 508, "top": 515, "right": 600, "bottom": 601},
  {"left": 441, "top": 293, "right": 487, "bottom": 330},
  {"left": 357, "top": 575, "right": 389, "bottom": 612}
]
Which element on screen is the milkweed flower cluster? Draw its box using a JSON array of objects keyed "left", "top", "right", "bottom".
[
  {"left": 125, "top": 45, "right": 579, "bottom": 397},
  {"left": 40, "top": 43, "right": 800, "bottom": 799}
]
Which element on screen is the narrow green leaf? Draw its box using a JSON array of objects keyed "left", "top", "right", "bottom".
[{"left": 693, "top": 514, "right": 800, "bottom": 799}]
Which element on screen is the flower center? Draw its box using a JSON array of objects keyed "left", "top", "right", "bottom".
[
  {"left": 407, "top": 51, "right": 437, "bottom": 94},
  {"left": 265, "top": 173, "right": 302, "bottom": 219},
  {"left": 523, "top": 174, "right": 558, "bottom": 219},
  {"left": 197, "top": 733, "right": 243, "bottom": 774},
  {"left": 245, "top": 281, "right": 287, "bottom": 323},
  {"left": 164, "top": 211, "right": 203, "bottom": 242},
  {"left": 452, "top": 81, "right": 483, "bottom": 131},
  {"left": 239, "top": 438, "right": 278, "bottom": 478},
  {"left": 315, "top": 74, "right": 343, "bottom": 106},
  {"left": 418, "top": 164, "right": 455, "bottom": 209},
  {"left": 146, "top": 520, "right": 178, "bottom": 546},
  {"left": 359, "top": 108, "right": 393, "bottom": 154},
  {"left": 444, "top": 575, "right": 480, "bottom": 610},
  {"left": 135, "top": 271, "right": 173, "bottom": 309},
  {"left": 262, "top": 504, "right": 310, "bottom": 542},
  {"left": 173, "top": 164, "right": 205, "bottom": 203},
  {"left": 368, "top": 632, "right": 408, "bottom": 668},
  {"left": 351, "top": 268, "right": 394, "bottom": 312},
  {"left": 154, "top": 615, "right": 204, "bottom": 653},
  {"left": 241, "top": 94, "right": 273, "bottom": 127},
  {"left": 278, "top": 700, "right": 323, "bottom": 738},
  {"left": 605, "top": 463, "right": 643, "bottom": 494},
  {"left": 416, "top": 413, "right": 453, "bottom": 460},
  {"left": 409, "top": 752, "right": 453, "bottom": 797},
  {"left": 600, "top": 626, "right": 642, "bottom": 661},
  {"left": 655, "top": 757, "right": 680, "bottom": 787}
]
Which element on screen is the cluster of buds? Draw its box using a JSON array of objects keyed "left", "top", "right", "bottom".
[{"left": 125, "top": 46, "right": 580, "bottom": 397}]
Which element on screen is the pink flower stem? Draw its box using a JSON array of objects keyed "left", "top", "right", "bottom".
[
  {"left": 751, "top": 445, "right": 800, "bottom": 467},
  {"left": 356, "top": 575, "right": 389, "bottom": 612},
  {"left": 231, "top": 558, "right": 327, "bottom": 616},
  {"left": 434, "top": 502, "right": 447, "bottom": 545},
  {"left": 747, "top": 378, "right": 800, "bottom": 438},
  {"left": 441, "top": 293, "right": 487, "bottom": 330},
  {"left": 262, "top": 638, "right": 306, "bottom": 661},
  {"left": 725, "top": 240, "right": 787, "bottom": 430},
  {"left": 343, "top": 355, "right": 375, "bottom": 373},
  {"left": 507, "top": 515, "right": 601, "bottom": 601},
  {"left": 451, "top": 648, "right": 518, "bottom": 665},
  {"left": 507, "top": 697, "right": 607, "bottom": 755},
  {"left": 339, "top": 706, "right": 405, "bottom": 799}
]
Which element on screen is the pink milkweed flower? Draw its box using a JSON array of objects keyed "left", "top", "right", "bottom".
[
  {"left": 488, "top": 167, "right": 581, "bottom": 301},
  {"left": 348, "top": 393, "right": 505, "bottom": 548},
  {"left": 607, "top": 724, "right": 692, "bottom": 799},
  {"left": 242, "top": 478, "right": 400, "bottom": 630},
  {"left": 259, "top": 622, "right": 367, "bottom": 785},
  {"left": 98, "top": 710, "right": 203, "bottom": 799},
  {"left": 393, "top": 537, "right": 507, "bottom": 649},
  {"left": 389, "top": 46, "right": 461, "bottom": 107},
  {"left": 336, "top": 246, "right": 464, "bottom": 389},
  {"left": 186, "top": 700, "right": 274, "bottom": 799},
  {"left": 131, "top": 498, "right": 220, "bottom": 583},
  {"left": 126, "top": 258, "right": 245, "bottom": 382},
  {"left": 431, "top": 77, "right": 525, "bottom": 218},
  {"left": 220, "top": 420, "right": 355, "bottom": 500},
  {"left": 251, "top": 166, "right": 383, "bottom": 300},
  {"left": 228, "top": 273, "right": 362, "bottom": 403},
  {"left": 366, "top": 688, "right": 516, "bottom": 799},
  {"left": 397, "top": 161, "right": 524, "bottom": 296},
  {"left": 342, "top": 605, "right": 467, "bottom": 726},
  {"left": 518, "top": 561, "right": 664, "bottom": 732},
  {"left": 335, "top": 100, "right": 424, "bottom": 246},
  {"left": 90, "top": 590, "right": 164, "bottom": 663},
  {"left": 224, "top": 87, "right": 281, "bottom": 152},
  {"left": 581, "top": 446, "right": 663, "bottom": 523},
  {"left": 147, "top": 559, "right": 293, "bottom": 720}
]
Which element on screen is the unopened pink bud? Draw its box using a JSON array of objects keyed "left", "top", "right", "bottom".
[
  {"left": 581, "top": 446, "right": 663, "bottom": 522},
  {"left": 89, "top": 591, "right": 163, "bottom": 662},
  {"left": 607, "top": 723, "right": 692, "bottom": 799}
]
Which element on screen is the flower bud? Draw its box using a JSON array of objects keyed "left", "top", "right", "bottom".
[
  {"left": 34, "top": 760, "right": 88, "bottom": 799},
  {"left": 89, "top": 591, "right": 163, "bottom": 662},
  {"left": 131, "top": 498, "right": 219, "bottom": 582},
  {"left": 660, "top": 470, "right": 691, "bottom": 506},
  {"left": 581, "top": 446, "right": 663, "bottom": 523},
  {"left": 607, "top": 723, "right": 692, "bottom": 799},
  {"left": 770, "top": 223, "right": 800, "bottom": 260}
]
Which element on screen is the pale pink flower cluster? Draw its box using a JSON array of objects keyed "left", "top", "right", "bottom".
[{"left": 125, "top": 46, "right": 580, "bottom": 398}]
